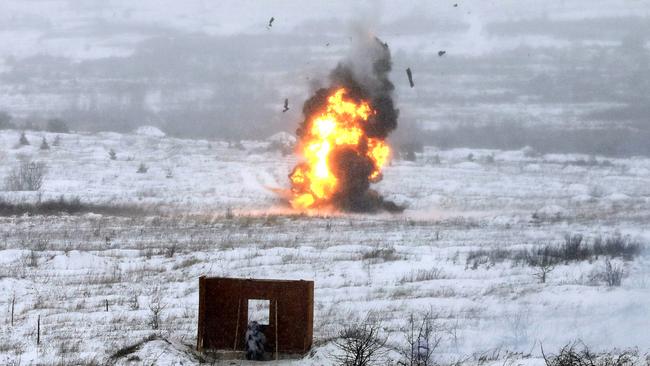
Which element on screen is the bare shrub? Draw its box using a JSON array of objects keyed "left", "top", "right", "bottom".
[
  {"left": 332, "top": 318, "right": 388, "bottom": 366},
  {"left": 108, "top": 149, "right": 117, "bottom": 160},
  {"left": 362, "top": 247, "right": 401, "bottom": 262},
  {"left": 164, "top": 242, "right": 178, "bottom": 258},
  {"left": 147, "top": 290, "right": 166, "bottom": 330},
  {"left": 466, "top": 233, "right": 643, "bottom": 272},
  {"left": 0, "top": 195, "right": 149, "bottom": 216},
  {"left": 397, "top": 312, "right": 442, "bottom": 366},
  {"left": 591, "top": 259, "right": 626, "bottom": 287},
  {"left": 4, "top": 160, "right": 47, "bottom": 191},
  {"left": 542, "top": 341, "right": 640, "bottom": 366},
  {"left": 526, "top": 247, "right": 556, "bottom": 283},
  {"left": 562, "top": 234, "right": 587, "bottom": 262},
  {"left": 593, "top": 234, "right": 642, "bottom": 261},
  {"left": 466, "top": 247, "right": 512, "bottom": 269},
  {"left": 398, "top": 268, "right": 446, "bottom": 284},
  {"left": 129, "top": 294, "right": 140, "bottom": 311}
]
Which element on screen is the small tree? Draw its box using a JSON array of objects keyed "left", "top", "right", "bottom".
[
  {"left": 137, "top": 162, "right": 148, "bottom": 173},
  {"left": 40, "top": 137, "right": 50, "bottom": 150},
  {"left": 52, "top": 135, "right": 61, "bottom": 147},
  {"left": 148, "top": 290, "right": 166, "bottom": 330},
  {"left": 46, "top": 118, "right": 69, "bottom": 133},
  {"left": 332, "top": 318, "right": 388, "bottom": 366},
  {"left": 108, "top": 149, "right": 117, "bottom": 160},
  {"left": 528, "top": 247, "right": 556, "bottom": 284},
  {"left": 19, "top": 132, "right": 29, "bottom": 146}
]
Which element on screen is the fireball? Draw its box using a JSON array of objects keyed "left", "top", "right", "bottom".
[{"left": 289, "top": 88, "right": 390, "bottom": 209}]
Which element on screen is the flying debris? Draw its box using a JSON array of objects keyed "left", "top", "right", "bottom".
[
  {"left": 283, "top": 98, "right": 289, "bottom": 112},
  {"left": 453, "top": 3, "right": 458, "bottom": 7},
  {"left": 406, "top": 68, "right": 415, "bottom": 88},
  {"left": 268, "top": 17, "right": 274, "bottom": 28},
  {"left": 438, "top": 50, "right": 446, "bottom": 57},
  {"left": 375, "top": 36, "right": 389, "bottom": 50}
]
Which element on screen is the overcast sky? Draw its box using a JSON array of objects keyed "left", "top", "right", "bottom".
[
  {"left": 1, "top": 0, "right": 648, "bottom": 60},
  {"left": 1, "top": 0, "right": 649, "bottom": 154}
]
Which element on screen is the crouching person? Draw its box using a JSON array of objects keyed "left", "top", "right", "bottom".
[{"left": 245, "top": 321, "right": 267, "bottom": 361}]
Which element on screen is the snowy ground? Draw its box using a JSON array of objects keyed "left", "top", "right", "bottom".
[{"left": 0, "top": 129, "right": 649, "bottom": 365}]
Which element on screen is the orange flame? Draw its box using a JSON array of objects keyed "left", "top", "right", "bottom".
[{"left": 289, "top": 88, "right": 390, "bottom": 209}]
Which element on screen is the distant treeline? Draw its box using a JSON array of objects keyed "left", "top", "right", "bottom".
[{"left": 422, "top": 122, "right": 650, "bottom": 157}]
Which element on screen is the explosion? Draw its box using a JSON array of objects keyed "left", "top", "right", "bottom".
[{"left": 288, "top": 35, "right": 401, "bottom": 212}]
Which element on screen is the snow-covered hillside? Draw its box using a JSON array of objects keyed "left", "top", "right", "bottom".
[{"left": 0, "top": 130, "right": 649, "bottom": 365}]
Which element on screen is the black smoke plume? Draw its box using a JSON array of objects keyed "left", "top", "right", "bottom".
[{"left": 295, "top": 35, "right": 402, "bottom": 213}]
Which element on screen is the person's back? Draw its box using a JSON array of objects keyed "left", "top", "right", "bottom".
[{"left": 245, "top": 321, "right": 267, "bottom": 360}]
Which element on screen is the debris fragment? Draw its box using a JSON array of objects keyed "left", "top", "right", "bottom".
[
  {"left": 438, "top": 50, "right": 446, "bottom": 57},
  {"left": 453, "top": 3, "right": 458, "bottom": 7},
  {"left": 406, "top": 68, "right": 414, "bottom": 88},
  {"left": 283, "top": 98, "right": 289, "bottom": 112},
  {"left": 268, "top": 17, "right": 274, "bottom": 28}
]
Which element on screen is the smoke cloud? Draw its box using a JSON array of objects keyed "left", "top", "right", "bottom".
[{"left": 295, "top": 32, "right": 401, "bottom": 212}]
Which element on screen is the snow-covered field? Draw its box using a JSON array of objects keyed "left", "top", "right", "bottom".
[{"left": 1, "top": 129, "right": 649, "bottom": 365}]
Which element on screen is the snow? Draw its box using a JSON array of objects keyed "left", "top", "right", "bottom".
[
  {"left": 267, "top": 132, "right": 296, "bottom": 146},
  {"left": 0, "top": 130, "right": 649, "bottom": 365},
  {"left": 134, "top": 126, "right": 166, "bottom": 137}
]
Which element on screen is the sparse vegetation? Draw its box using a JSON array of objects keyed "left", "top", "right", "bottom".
[
  {"left": 397, "top": 312, "right": 442, "bottom": 366},
  {"left": 137, "top": 162, "right": 148, "bottom": 173},
  {"left": 467, "top": 233, "right": 643, "bottom": 271},
  {"left": 4, "top": 160, "right": 47, "bottom": 191},
  {"left": 40, "top": 137, "right": 50, "bottom": 150},
  {"left": 398, "top": 268, "right": 446, "bottom": 284},
  {"left": 332, "top": 317, "right": 388, "bottom": 366},
  {"left": 362, "top": 247, "right": 401, "bottom": 262},
  {"left": 466, "top": 234, "right": 643, "bottom": 285},
  {"left": 0, "top": 195, "right": 149, "bottom": 216},
  {"left": 591, "top": 259, "right": 626, "bottom": 287},
  {"left": 542, "top": 341, "right": 642, "bottom": 366},
  {"left": 147, "top": 290, "right": 166, "bottom": 330},
  {"left": 19, "top": 131, "right": 29, "bottom": 145}
]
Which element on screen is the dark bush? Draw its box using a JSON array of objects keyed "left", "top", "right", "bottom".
[
  {"left": 362, "top": 247, "right": 401, "bottom": 262},
  {"left": 543, "top": 341, "right": 640, "bottom": 366},
  {"left": 19, "top": 131, "right": 29, "bottom": 145},
  {"left": 137, "top": 162, "right": 148, "bottom": 173},
  {"left": 466, "top": 234, "right": 644, "bottom": 270},
  {"left": 0, "top": 196, "right": 149, "bottom": 216}
]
